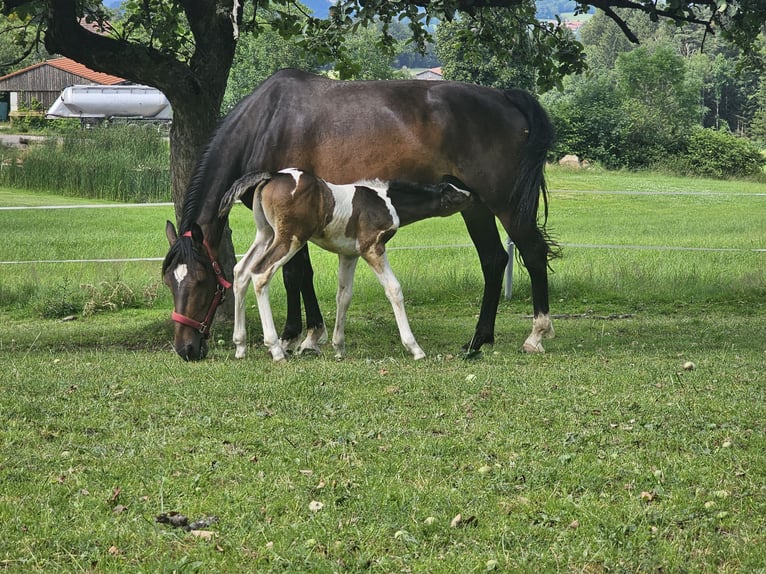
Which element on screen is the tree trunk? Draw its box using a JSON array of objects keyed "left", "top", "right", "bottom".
[{"left": 40, "top": 0, "right": 240, "bottom": 320}]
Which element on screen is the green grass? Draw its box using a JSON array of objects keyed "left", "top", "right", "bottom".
[{"left": 1, "top": 168, "right": 765, "bottom": 571}]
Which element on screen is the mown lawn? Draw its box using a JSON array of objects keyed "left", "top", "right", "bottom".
[{"left": 1, "top": 167, "right": 765, "bottom": 572}]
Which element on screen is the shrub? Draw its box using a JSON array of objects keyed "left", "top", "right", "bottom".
[
  {"left": 0, "top": 125, "right": 171, "bottom": 202},
  {"left": 680, "top": 127, "right": 765, "bottom": 179}
]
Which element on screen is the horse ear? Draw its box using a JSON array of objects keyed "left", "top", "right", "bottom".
[
  {"left": 165, "top": 220, "right": 178, "bottom": 246},
  {"left": 190, "top": 222, "right": 204, "bottom": 244}
]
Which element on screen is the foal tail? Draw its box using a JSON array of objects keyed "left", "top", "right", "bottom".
[
  {"left": 218, "top": 172, "right": 273, "bottom": 218},
  {"left": 504, "top": 89, "right": 555, "bottom": 228}
]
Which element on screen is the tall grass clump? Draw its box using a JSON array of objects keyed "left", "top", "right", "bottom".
[{"left": 0, "top": 126, "right": 170, "bottom": 202}]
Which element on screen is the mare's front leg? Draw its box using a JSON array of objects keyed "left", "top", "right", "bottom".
[
  {"left": 332, "top": 254, "right": 359, "bottom": 359},
  {"left": 281, "top": 246, "right": 327, "bottom": 354},
  {"left": 460, "top": 203, "right": 508, "bottom": 353},
  {"left": 364, "top": 250, "right": 425, "bottom": 360},
  {"left": 296, "top": 246, "right": 327, "bottom": 355},
  {"left": 280, "top": 248, "right": 306, "bottom": 352}
]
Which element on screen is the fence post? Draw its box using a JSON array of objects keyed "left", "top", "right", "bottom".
[{"left": 505, "top": 237, "right": 514, "bottom": 300}]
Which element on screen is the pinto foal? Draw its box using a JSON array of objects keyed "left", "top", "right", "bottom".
[{"left": 218, "top": 169, "right": 473, "bottom": 362}]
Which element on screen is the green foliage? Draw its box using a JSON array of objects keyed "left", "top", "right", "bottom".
[
  {"left": 543, "top": 42, "right": 701, "bottom": 169},
  {"left": 0, "top": 126, "right": 170, "bottom": 202},
  {"left": 544, "top": 75, "right": 629, "bottom": 168},
  {"left": 34, "top": 278, "right": 83, "bottom": 319},
  {"left": 614, "top": 44, "right": 702, "bottom": 167},
  {"left": 435, "top": 14, "right": 538, "bottom": 91},
  {"left": 434, "top": 5, "right": 585, "bottom": 91},
  {"left": 678, "top": 127, "right": 766, "bottom": 179},
  {"left": 223, "top": 23, "right": 319, "bottom": 113},
  {"left": 337, "top": 24, "right": 411, "bottom": 81}
]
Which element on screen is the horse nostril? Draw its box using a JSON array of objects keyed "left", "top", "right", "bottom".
[{"left": 178, "top": 344, "right": 197, "bottom": 361}]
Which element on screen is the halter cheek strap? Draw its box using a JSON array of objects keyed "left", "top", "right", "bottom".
[{"left": 170, "top": 231, "right": 232, "bottom": 338}]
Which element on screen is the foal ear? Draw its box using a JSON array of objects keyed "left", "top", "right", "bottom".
[{"left": 165, "top": 220, "right": 178, "bottom": 246}]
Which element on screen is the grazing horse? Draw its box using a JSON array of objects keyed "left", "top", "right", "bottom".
[
  {"left": 217, "top": 169, "right": 474, "bottom": 361},
  {"left": 162, "top": 68, "right": 555, "bottom": 361}
]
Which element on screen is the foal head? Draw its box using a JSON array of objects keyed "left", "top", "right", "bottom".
[{"left": 162, "top": 221, "right": 229, "bottom": 361}]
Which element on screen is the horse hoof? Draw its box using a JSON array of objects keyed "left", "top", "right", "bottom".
[
  {"left": 463, "top": 348, "right": 483, "bottom": 361},
  {"left": 544, "top": 326, "right": 556, "bottom": 339},
  {"left": 297, "top": 345, "right": 321, "bottom": 357},
  {"left": 522, "top": 341, "right": 545, "bottom": 354},
  {"left": 411, "top": 346, "right": 426, "bottom": 360},
  {"left": 280, "top": 337, "right": 300, "bottom": 353},
  {"left": 269, "top": 348, "right": 287, "bottom": 362},
  {"left": 235, "top": 347, "right": 247, "bottom": 359}
]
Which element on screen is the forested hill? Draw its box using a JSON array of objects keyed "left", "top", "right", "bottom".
[
  {"left": 535, "top": 0, "right": 586, "bottom": 19},
  {"left": 283, "top": 1, "right": 585, "bottom": 20},
  {"left": 103, "top": 1, "right": 584, "bottom": 20}
]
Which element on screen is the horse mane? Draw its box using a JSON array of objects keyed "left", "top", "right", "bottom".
[{"left": 179, "top": 138, "right": 218, "bottom": 233}]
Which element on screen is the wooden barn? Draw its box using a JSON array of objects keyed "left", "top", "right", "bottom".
[{"left": 0, "top": 57, "right": 126, "bottom": 121}]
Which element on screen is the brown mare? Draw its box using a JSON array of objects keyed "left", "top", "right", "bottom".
[
  {"left": 162, "top": 69, "right": 555, "bottom": 361},
  {"left": 217, "top": 169, "right": 473, "bottom": 361}
]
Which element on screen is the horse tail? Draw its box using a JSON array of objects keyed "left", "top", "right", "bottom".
[
  {"left": 218, "top": 172, "right": 273, "bottom": 218},
  {"left": 504, "top": 89, "right": 554, "bottom": 229}
]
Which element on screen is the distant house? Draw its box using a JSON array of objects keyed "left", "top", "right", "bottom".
[
  {"left": 415, "top": 67, "right": 443, "bottom": 81},
  {"left": 0, "top": 57, "right": 126, "bottom": 121}
]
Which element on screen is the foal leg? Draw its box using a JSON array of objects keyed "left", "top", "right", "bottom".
[
  {"left": 460, "top": 203, "right": 508, "bottom": 352},
  {"left": 252, "top": 237, "right": 305, "bottom": 362},
  {"left": 331, "top": 254, "right": 359, "bottom": 359},
  {"left": 499, "top": 212, "right": 554, "bottom": 353},
  {"left": 232, "top": 227, "right": 272, "bottom": 359},
  {"left": 364, "top": 250, "right": 425, "bottom": 360}
]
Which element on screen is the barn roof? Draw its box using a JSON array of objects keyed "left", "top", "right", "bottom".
[{"left": 0, "top": 57, "right": 124, "bottom": 85}]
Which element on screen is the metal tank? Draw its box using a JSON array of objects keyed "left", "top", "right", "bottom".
[{"left": 46, "top": 85, "right": 172, "bottom": 123}]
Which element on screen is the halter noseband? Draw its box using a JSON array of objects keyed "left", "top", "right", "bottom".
[{"left": 171, "top": 231, "right": 232, "bottom": 338}]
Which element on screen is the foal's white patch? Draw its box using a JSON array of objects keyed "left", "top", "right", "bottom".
[
  {"left": 278, "top": 168, "right": 303, "bottom": 192},
  {"left": 173, "top": 264, "right": 189, "bottom": 286},
  {"left": 447, "top": 183, "right": 471, "bottom": 197}
]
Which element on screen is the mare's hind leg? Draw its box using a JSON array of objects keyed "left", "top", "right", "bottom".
[
  {"left": 460, "top": 203, "right": 508, "bottom": 352},
  {"left": 364, "top": 250, "right": 426, "bottom": 360},
  {"left": 331, "top": 254, "right": 359, "bottom": 359},
  {"left": 498, "top": 212, "right": 554, "bottom": 353}
]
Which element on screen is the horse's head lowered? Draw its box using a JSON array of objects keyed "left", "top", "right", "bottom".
[{"left": 162, "top": 221, "right": 231, "bottom": 361}]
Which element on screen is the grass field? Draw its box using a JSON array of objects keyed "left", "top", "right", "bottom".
[{"left": 1, "top": 167, "right": 765, "bottom": 572}]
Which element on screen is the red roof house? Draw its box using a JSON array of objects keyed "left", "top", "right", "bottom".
[{"left": 0, "top": 57, "right": 126, "bottom": 119}]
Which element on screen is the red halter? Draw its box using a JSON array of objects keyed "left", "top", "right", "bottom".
[{"left": 171, "top": 231, "right": 232, "bottom": 338}]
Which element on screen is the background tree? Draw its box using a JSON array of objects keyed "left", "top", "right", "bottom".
[
  {"left": 3, "top": 0, "right": 765, "bottom": 208},
  {"left": 222, "top": 10, "right": 318, "bottom": 114},
  {"left": 435, "top": 10, "right": 541, "bottom": 91},
  {"left": 1, "top": 0, "right": 765, "bottom": 298}
]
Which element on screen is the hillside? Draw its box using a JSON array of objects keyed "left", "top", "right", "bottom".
[{"left": 102, "top": 1, "right": 583, "bottom": 20}]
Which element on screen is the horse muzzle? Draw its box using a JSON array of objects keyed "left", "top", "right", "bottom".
[{"left": 176, "top": 337, "right": 208, "bottom": 361}]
